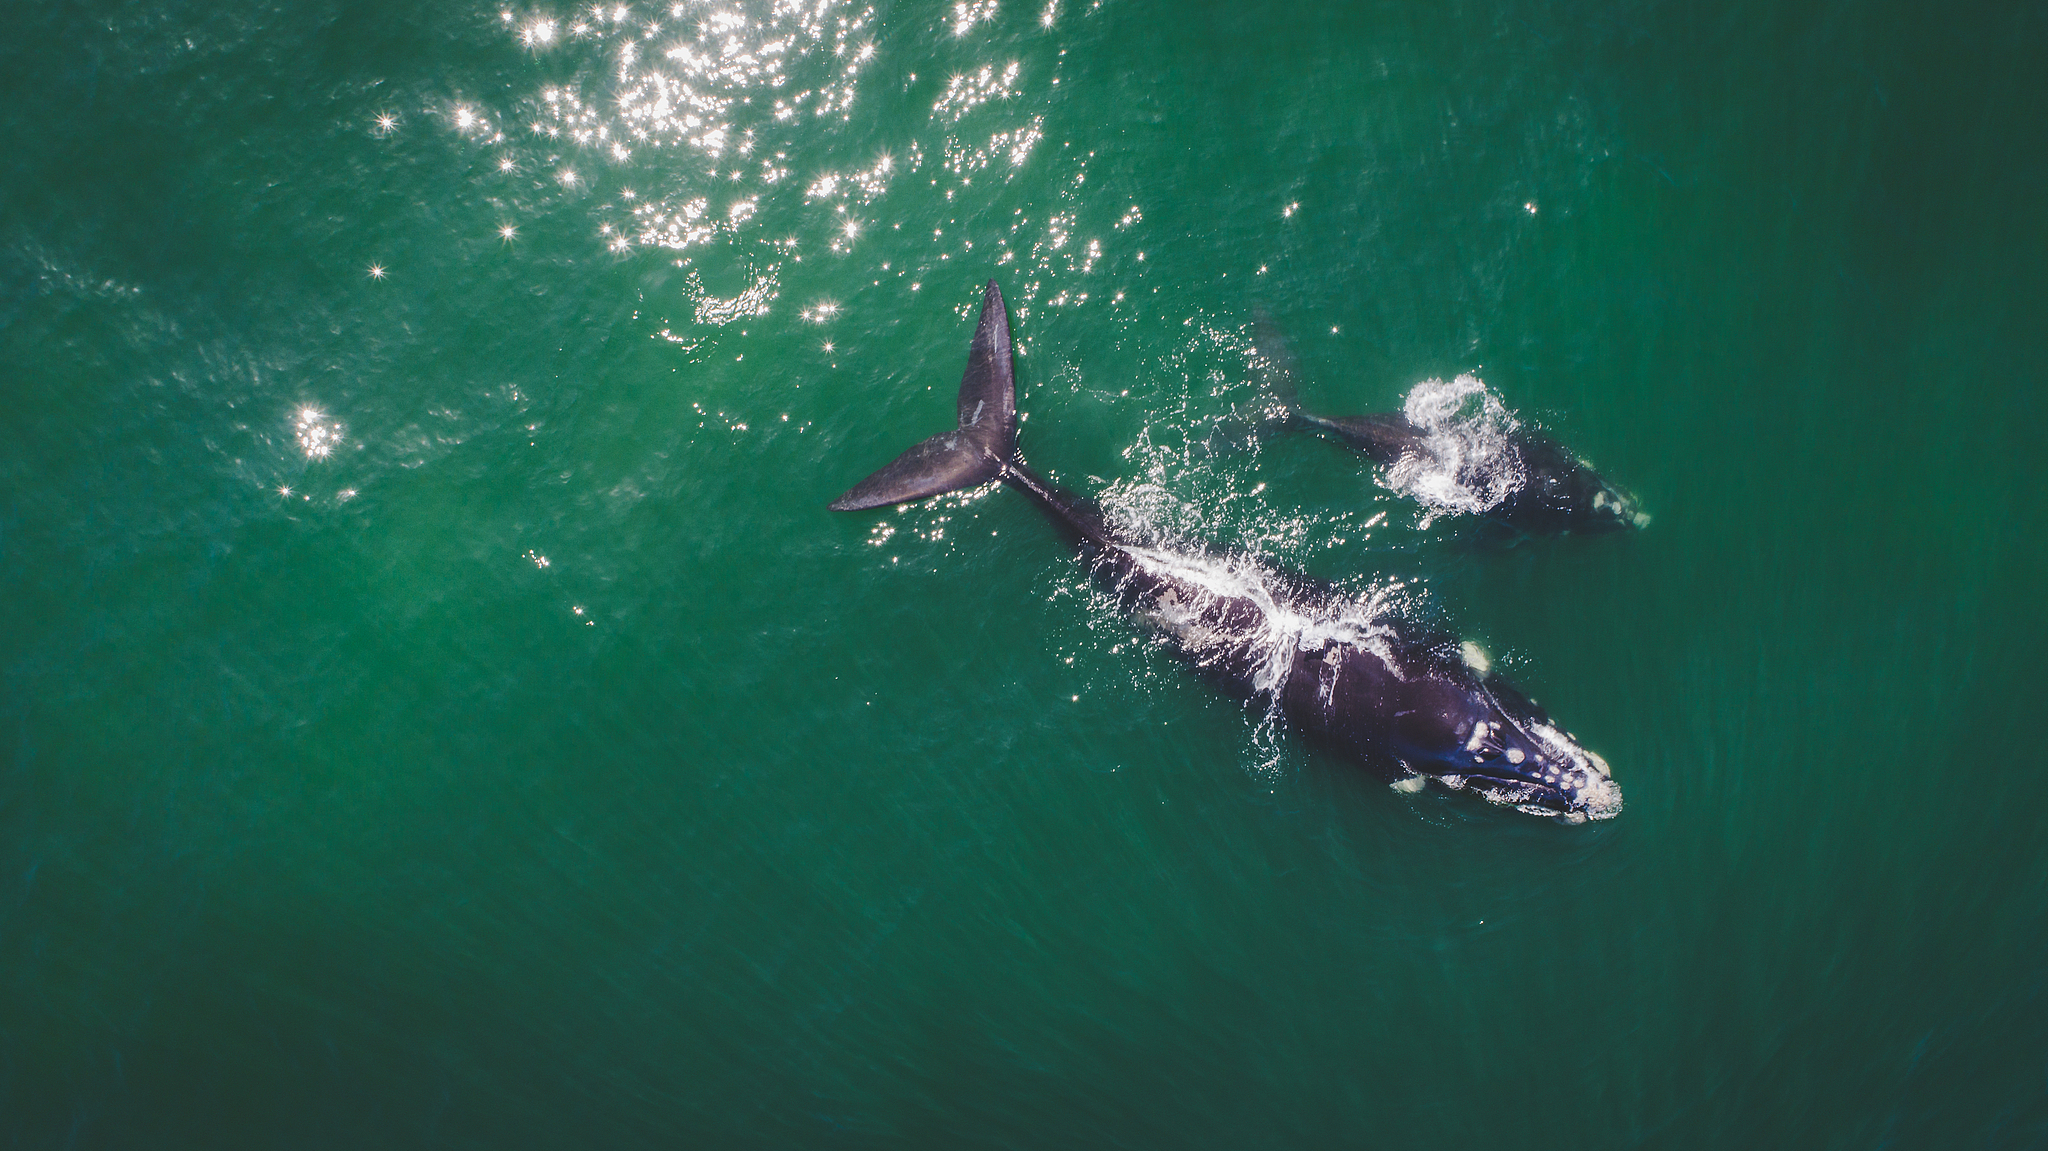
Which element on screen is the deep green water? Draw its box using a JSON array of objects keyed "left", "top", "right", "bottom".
[{"left": 3, "top": 0, "right": 2045, "bottom": 1145}]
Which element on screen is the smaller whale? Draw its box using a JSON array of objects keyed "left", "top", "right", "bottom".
[{"left": 1245, "top": 314, "right": 1649, "bottom": 540}]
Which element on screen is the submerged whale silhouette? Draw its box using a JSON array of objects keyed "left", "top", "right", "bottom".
[
  {"left": 831, "top": 282, "right": 1621, "bottom": 822},
  {"left": 1245, "top": 314, "right": 1649, "bottom": 540}
]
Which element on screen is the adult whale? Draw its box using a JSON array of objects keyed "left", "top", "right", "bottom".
[
  {"left": 1245, "top": 314, "right": 1649, "bottom": 540},
  {"left": 831, "top": 282, "right": 1622, "bottom": 822}
]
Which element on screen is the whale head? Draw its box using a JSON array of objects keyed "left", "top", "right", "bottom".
[
  {"left": 1546, "top": 461, "right": 1648, "bottom": 534},
  {"left": 1306, "top": 634, "right": 1623, "bottom": 823},
  {"left": 1442, "top": 717, "right": 1622, "bottom": 823},
  {"left": 1383, "top": 659, "right": 1623, "bottom": 823},
  {"left": 1587, "top": 479, "right": 1652, "bottom": 531},
  {"left": 1507, "top": 436, "right": 1649, "bottom": 535}
]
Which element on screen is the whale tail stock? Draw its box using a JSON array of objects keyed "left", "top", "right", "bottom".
[
  {"left": 1245, "top": 311, "right": 1423, "bottom": 465},
  {"left": 829, "top": 280, "right": 1115, "bottom": 548},
  {"left": 1249, "top": 307, "right": 1303, "bottom": 420},
  {"left": 1180, "top": 309, "right": 1306, "bottom": 459},
  {"left": 828, "top": 280, "right": 1020, "bottom": 511}
]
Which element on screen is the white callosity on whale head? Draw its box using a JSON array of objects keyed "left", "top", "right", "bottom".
[
  {"left": 1446, "top": 700, "right": 1622, "bottom": 821},
  {"left": 1525, "top": 722, "right": 1623, "bottom": 821},
  {"left": 1460, "top": 640, "right": 1491, "bottom": 676},
  {"left": 1592, "top": 483, "right": 1654, "bottom": 531},
  {"left": 1465, "top": 719, "right": 1490, "bottom": 753}
]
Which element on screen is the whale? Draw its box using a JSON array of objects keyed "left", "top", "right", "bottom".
[
  {"left": 831, "top": 282, "right": 1622, "bottom": 822},
  {"left": 1244, "top": 313, "right": 1649, "bottom": 540}
]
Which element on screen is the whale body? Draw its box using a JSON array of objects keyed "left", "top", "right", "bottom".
[
  {"left": 831, "top": 282, "right": 1621, "bottom": 822},
  {"left": 1247, "top": 315, "right": 1649, "bottom": 540}
]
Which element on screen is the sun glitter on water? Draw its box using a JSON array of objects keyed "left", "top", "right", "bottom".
[
  {"left": 292, "top": 406, "right": 346, "bottom": 460},
  {"left": 439, "top": 0, "right": 1127, "bottom": 344}
]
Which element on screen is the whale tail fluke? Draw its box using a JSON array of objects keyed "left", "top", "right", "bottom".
[
  {"left": 829, "top": 281, "right": 1020, "bottom": 511},
  {"left": 826, "top": 428, "right": 1009, "bottom": 511}
]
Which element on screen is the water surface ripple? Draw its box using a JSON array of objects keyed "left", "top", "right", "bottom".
[{"left": 1, "top": 0, "right": 2043, "bottom": 1146}]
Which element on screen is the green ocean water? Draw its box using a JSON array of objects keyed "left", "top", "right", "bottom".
[{"left": 3, "top": 0, "right": 2044, "bottom": 1144}]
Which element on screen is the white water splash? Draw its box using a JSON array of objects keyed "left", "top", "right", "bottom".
[
  {"left": 1381, "top": 374, "right": 1524, "bottom": 520},
  {"left": 1117, "top": 542, "right": 1406, "bottom": 696},
  {"left": 1091, "top": 484, "right": 1412, "bottom": 707}
]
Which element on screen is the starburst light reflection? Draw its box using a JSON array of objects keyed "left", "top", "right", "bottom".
[
  {"left": 293, "top": 406, "right": 346, "bottom": 459},
  {"left": 951, "top": 0, "right": 998, "bottom": 36}
]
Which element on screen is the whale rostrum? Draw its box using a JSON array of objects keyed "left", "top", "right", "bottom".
[{"left": 831, "top": 281, "right": 1621, "bottom": 822}]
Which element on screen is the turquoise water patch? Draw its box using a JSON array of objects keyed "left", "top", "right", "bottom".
[{"left": 1, "top": 0, "right": 2043, "bottom": 1145}]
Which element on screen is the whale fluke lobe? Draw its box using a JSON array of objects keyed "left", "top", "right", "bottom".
[
  {"left": 956, "top": 280, "right": 1017, "bottom": 463},
  {"left": 828, "top": 281, "right": 1020, "bottom": 510},
  {"left": 827, "top": 430, "right": 1006, "bottom": 510}
]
